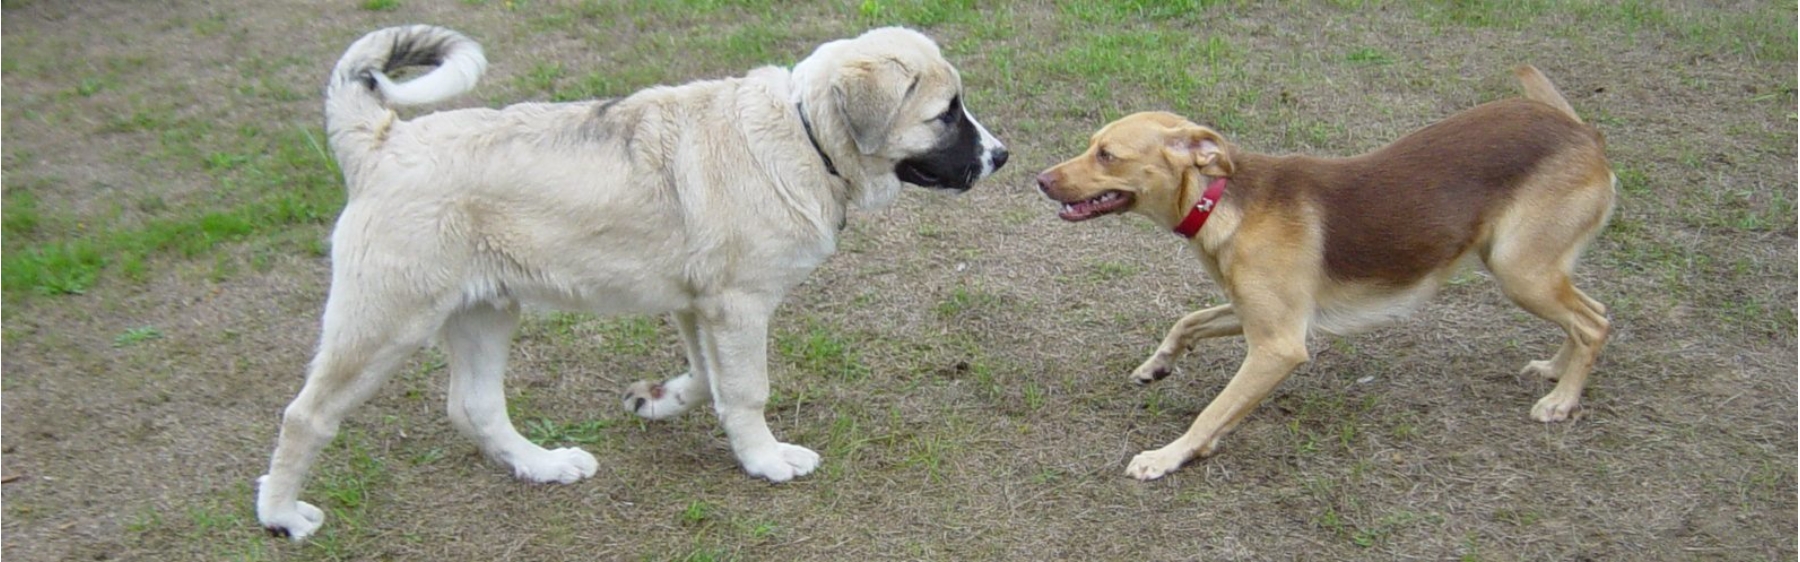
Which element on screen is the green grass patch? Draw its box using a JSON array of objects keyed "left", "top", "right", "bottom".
[
  {"left": 1052, "top": 29, "right": 1236, "bottom": 107},
  {"left": 1411, "top": 0, "right": 1550, "bottom": 29},
  {"left": 2, "top": 187, "right": 43, "bottom": 241},
  {"left": 1345, "top": 47, "right": 1395, "bottom": 65},
  {"left": 2, "top": 126, "right": 343, "bottom": 303},
  {"left": 933, "top": 285, "right": 1004, "bottom": 318},
  {"left": 679, "top": 500, "right": 716, "bottom": 526},
  {"left": 113, "top": 326, "right": 163, "bottom": 347},
  {"left": 858, "top": 0, "right": 979, "bottom": 27},
  {"left": 1086, "top": 260, "right": 1140, "bottom": 282},
  {"left": 524, "top": 417, "right": 614, "bottom": 447},
  {"left": 597, "top": 316, "right": 665, "bottom": 356},
  {"left": 553, "top": 65, "right": 668, "bottom": 102},
  {"left": 3, "top": 240, "right": 105, "bottom": 296},
  {"left": 1058, "top": 0, "right": 1224, "bottom": 23},
  {"left": 776, "top": 323, "right": 870, "bottom": 380}
]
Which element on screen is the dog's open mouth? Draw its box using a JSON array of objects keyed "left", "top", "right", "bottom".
[{"left": 1057, "top": 190, "right": 1134, "bottom": 222}]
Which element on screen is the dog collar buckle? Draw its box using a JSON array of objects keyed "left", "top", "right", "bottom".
[{"left": 1174, "top": 177, "right": 1227, "bottom": 239}]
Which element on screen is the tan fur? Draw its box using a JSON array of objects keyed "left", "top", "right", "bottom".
[{"left": 1037, "top": 66, "right": 1614, "bottom": 480}]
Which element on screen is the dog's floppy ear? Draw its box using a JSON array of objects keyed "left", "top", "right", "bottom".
[
  {"left": 1168, "top": 125, "right": 1234, "bottom": 177},
  {"left": 832, "top": 57, "right": 915, "bottom": 155}
]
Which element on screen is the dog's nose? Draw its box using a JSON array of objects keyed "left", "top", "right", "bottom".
[
  {"left": 990, "top": 148, "right": 1010, "bottom": 171},
  {"left": 1035, "top": 171, "right": 1055, "bottom": 194}
]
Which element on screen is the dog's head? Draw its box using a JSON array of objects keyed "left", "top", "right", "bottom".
[
  {"left": 793, "top": 27, "right": 1008, "bottom": 208},
  {"left": 1036, "top": 112, "right": 1235, "bottom": 223}
]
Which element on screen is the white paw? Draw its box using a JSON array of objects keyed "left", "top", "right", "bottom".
[
  {"left": 1125, "top": 448, "right": 1188, "bottom": 481},
  {"left": 621, "top": 380, "right": 690, "bottom": 421},
  {"left": 1131, "top": 354, "right": 1177, "bottom": 385},
  {"left": 740, "top": 443, "right": 820, "bottom": 483},
  {"left": 1519, "top": 360, "right": 1559, "bottom": 381},
  {"left": 510, "top": 447, "right": 600, "bottom": 484},
  {"left": 257, "top": 498, "right": 325, "bottom": 541},
  {"left": 1531, "top": 393, "right": 1581, "bottom": 423}
]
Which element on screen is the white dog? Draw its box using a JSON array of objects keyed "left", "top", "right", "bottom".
[{"left": 257, "top": 24, "right": 1007, "bottom": 540}]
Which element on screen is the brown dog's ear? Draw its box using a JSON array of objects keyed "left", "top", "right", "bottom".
[
  {"left": 832, "top": 57, "right": 915, "bottom": 155},
  {"left": 1168, "top": 125, "right": 1234, "bottom": 177}
]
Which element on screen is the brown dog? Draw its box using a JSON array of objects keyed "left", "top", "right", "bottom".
[{"left": 1036, "top": 66, "right": 1614, "bottom": 480}]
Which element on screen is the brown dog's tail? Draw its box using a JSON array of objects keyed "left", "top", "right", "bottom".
[{"left": 1513, "top": 65, "right": 1581, "bottom": 123}]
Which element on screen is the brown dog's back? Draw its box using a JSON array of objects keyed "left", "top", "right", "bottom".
[{"left": 1228, "top": 97, "right": 1605, "bottom": 285}]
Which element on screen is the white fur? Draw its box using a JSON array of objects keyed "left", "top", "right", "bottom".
[
  {"left": 373, "top": 45, "right": 486, "bottom": 106},
  {"left": 258, "top": 25, "right": 997, "bottom": 541}
]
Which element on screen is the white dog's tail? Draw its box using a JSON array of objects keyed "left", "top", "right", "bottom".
[{"left": 325, "top": 25, "right": 486, "bottom": 172}]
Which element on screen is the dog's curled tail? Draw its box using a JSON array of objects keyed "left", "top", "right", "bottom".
[
  {"left": 1512, "top": 65, "right": 1581, "bottom": 123},
  {"left": 325, "top": 25, "right": 486, "bottom": 170}
]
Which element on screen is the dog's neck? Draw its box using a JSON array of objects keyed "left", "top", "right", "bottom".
[
  {"left": 792, "top": 90, "right": 904, "bottom": 212},
  {"left": 795, "top": 102, "right": 841, "bottom": 178},
  {"left": 1172, "top": 176, "right": 1227, "bottom": 238},
  {"left": 1158, "top": 154, "right": 1270, "bottom": 255}
]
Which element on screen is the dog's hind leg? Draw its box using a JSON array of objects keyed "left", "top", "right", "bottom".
[
  {"left": 1490, "top": 257, "right": 1609, "bottom": 422},
  {"left": 621, "top": 311, "right": 713, "bottom": 420},
  {"left": 256, "top": 291, "right": 441, "bottom": 541},
  {"left": 1131, "top": 304, "right": 1242, "bottom": 384},
  {"left": 1487, "top": 179, "right": 1613, "bottom": 422},
  {"left": 443, "top": 301, "right": 599, "bottom": 483}
]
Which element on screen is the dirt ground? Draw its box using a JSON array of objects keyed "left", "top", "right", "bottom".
[{"left": 3, "top": 1, "right": 1795, "bottom": 561}]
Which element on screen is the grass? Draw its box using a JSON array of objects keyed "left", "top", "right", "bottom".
[
  {"left": 524, "top": 417, "right": 614, "bottom": 447},
  {"left": 112, "top": 326, "right": 163, "bottom": 347},
  {"left": 1, "top": 1, "right": 1793, "bottom": 561},
  {"left": 932, "top": 285, "right": 1005, "bottom": 319},
  {"left": 1345, "top": 47, "right": 1395, "bottom": 66},
  {"left": 1, "top": 125, "right": 341, "bottom": 302},
  {"left": 776, "top": 323, "right": 871, "bottom": 380},
  {"left": 857, "top": 0, "right": 980, "bottom": 27}
]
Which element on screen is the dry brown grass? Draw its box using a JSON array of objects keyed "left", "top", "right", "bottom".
[{"left": 3, "top": 1, "right": 1794, "bottom": 560}]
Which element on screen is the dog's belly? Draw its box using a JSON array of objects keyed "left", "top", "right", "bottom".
[
  {"left": 1310, "top": 278, "right": 1440, "bottom": 336},
  {"left": 500, "top": 271, "right": 693, "bottom": 316}
]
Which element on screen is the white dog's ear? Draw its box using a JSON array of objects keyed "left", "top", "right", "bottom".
[
  {"left": 832, "top": 57, "right": 915, "bottom": 155},
  {"left": 1168, "top": 124, "right": 1234, "bottom": 177}
]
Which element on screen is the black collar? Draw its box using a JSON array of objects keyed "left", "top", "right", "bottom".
[{"left": 796, "top": 103, "right": 841, "bottom": 178}]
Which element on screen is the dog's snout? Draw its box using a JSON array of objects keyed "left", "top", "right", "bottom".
[
  {"left": 1035, "top": 171, "right": 1057, "bottom": 194},
  {"left": 990, "top": 148, "right": 1010, "bottom": 172}
]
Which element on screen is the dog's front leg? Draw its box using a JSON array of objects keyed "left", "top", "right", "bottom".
[
  {"left": 697, "top": 295, "right": 820, "bottom": 482},
  {"left": 1131, "top": 304, "right": 1242, "bottom": 384},
  {"left": 1127, "top": 318, "right": 1308, "bottom": 481}
]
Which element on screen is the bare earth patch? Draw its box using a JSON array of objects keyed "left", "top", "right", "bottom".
[{"left": 3, "top": 1, "right": 1794, "bottom": 560}]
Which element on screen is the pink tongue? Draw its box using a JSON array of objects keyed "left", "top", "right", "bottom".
[{"left": 1059, "top": 199, "right": 1099, "bottom": 220}]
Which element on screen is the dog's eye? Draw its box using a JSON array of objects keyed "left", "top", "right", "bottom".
[
  {"left": 935, "top": 96, "right": 960, "bottom": 124},
  {"left": 1096, "top": 148, "right": 1114, "bottom": 163}
]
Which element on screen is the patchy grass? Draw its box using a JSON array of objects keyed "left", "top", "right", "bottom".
[
  {"left": 2, "top": 125, "right": 341, "bottom": 301},
  {"left": 112, "top": 326, "right": 163, "bottom": 347},
  {"left": 1, "top": 1, "right": 1793, "bottom": 562},
  {"left": 777, "top": 322, "right": 872, "bottom": 381}
]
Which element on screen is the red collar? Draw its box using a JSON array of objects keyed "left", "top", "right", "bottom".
[{"left": 1173, "top": 176, "right": 1227, "bottom": 238}]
